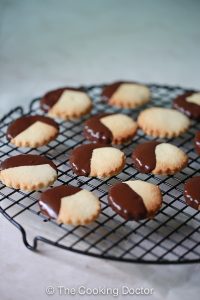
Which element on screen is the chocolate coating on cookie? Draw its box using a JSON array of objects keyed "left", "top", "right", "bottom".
[
  {"left": 195, "top": 131, "right": 200, "bottom": 155},
  {"left": 69, "top": 143, "right": 106, "bottom": 176},
  {"left": 83, "top": 113, "right": 113, "bottom": 144},
  {"left": 173, "top": 91, "right": 200, "bottom": 119},
  {"left": 0, "top": 154, "right": 57, "bottom": 172},
  {"left": 7, "top": 115, "right": 59, "bottom": 140},
  {"left": 101, "top": 81, "right": 124, "bottom": 101},
  {"left": 39, "top": 185, "right": 81, "bottom": 219},
  {"left": 40, "top": 87, "right": 84, "bottom": 112},
  {"left": 108, "top": 182, "right": 147, "bottom": 220},
  {"left": 132, "top": 141, "right": 160, "bottom": 173},
  {"left": 184, "top": 177, "right": 200, "bottom": 210}
]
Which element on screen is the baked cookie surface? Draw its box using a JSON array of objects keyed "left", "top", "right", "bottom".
[
  {"left": 69, "top": 143, "right": 125, "bottom": 177},
  {"left": 39, "top": 185, "right": 101, "bottom": 225},
  {"left": 84, "top": 113, "right": 137, "bottom": 144},
  {"left": 184, "top": 176, "right": 200, "bottom": 210},
  {"left": 138, "top": 107, "right": 190, "bottom": 138},
  {"left": 132, "top": 141, "right": 188, "bottom": 175},
  {"left": 0, "top": 154, "right": 57, "bottom": 191},
  {"left": 7, "top": 115, "right": 59, "bottom": 147},
  {"left": 108, "top": 180, "right": 162, "bottom": 221},
  {"left": 173, "top": 91, "right": 200, "bottom": 119},
  {"left": 102, "top": 81, "right": 150, "bottom": 108},
  {"left": 40, "top": 87, "right": 92, "bottom": 119}
]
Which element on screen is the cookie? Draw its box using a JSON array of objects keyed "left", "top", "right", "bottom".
[
  {"left": 83, "top": 113, "right": 137, "bottom": 144},
  {"left": 69, "top": 143, "right": 125, "bottom": 177},
  {"left": 195, "top": 131, "right": 200, "bottom": 155},
  {"left": 184, "top": 177, "right": 200, "bottom": 210},
  {"left": 173, "top": 91, "right": 200, "bottom": 119},
  {"left": 0, "top": 154, "right": 57, "bottom": 191},
  {"left": 39, "top": 185, "right": 100, "bottom": 225},
  {"left": 132, "top": 141, "right": 188, "bottom": 175},
  {"left": 40, "top": 87, "right": 92, "bottom": 119},
  {"left": 108, "top": 180, "right": 162, "bottom": 221},
  {"left": 102, "top": 81, "right": 150, "bottom": 108},
  {"left": 7, "top": 115, "right": 59, "bottom": 147},
  {"left": 138, "top": 107, "right": 190, "bottom": 138}
]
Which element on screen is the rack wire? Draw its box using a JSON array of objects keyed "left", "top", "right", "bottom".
[{"left": 0, "top": 83, "right": 200, "bottom": 264}]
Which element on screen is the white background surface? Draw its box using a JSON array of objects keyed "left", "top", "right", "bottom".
[{"left": 0, "top": 0, "right": 200, "bottom": 299}]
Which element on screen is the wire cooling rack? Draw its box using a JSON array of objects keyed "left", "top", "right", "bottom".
[{"left": 0, "top": 83, "right": 200, "bottom": 264}]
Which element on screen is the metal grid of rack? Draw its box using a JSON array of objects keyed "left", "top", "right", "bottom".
[{"left": 0, "top": 83, "right": 199, "bottom": 264}]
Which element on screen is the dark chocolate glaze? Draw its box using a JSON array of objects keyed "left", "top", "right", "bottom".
[
  {"left": 184, "top": 176, "right": 200, "bottom": 210},
  {"left": 39, "top": 185, "right": 81, "bottom": 219},
  {"left": 195, "top": 131, "right": 200, "bottom": 155},
  {"left": 7, "top": 115, "right": 59, "bottom": 140},
  {"left": 173, "top": 91, "right": 200, "bottom": 119},
  {"left": 0, "top": 154, "right": 57, "bottom": 172},
  {"left": 69, "top": 143, "right": 106, "bottom": 176},
  {"left": 83, "top": 113, "right": 113, "bottom": 144},
  {"left": 132, "top": 141, "right": 160, "bottom": 173},
  {"left": 101, "top": 81, "right": 124, "bottom": 101},
  {"left": 40, "top": 87, "right": 84, "bottom": 112},
  {"left": 108, "top": 182, "right": 147, "bottom": 221}
]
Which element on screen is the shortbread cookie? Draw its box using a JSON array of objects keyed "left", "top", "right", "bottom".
[
  {"left": 69, "top": 143, "right": 125, "bottom": 177},
  {"left": 184, "top": 177, "right": 200, "bottom": 210},
  {"left": 40, "top": 87, "right": 92, "bottom": 119},
  {"left": 173, "top": 91, "right": 200, "bottom": 119},
  {"left": 0, "top": 154, "right": 57, "bottom": 191},
  {"left": 132, "top": 141, "right": 188, "bottom": 175},
  {"left": 195, "top": 131, "right": 200, "bottom": 155},
  {"left": 39, "top": 185, "right": 101, "bottom": 225},
  {"left": 102, "top": 81, "right": 150, "bottom": 108},
  {"left": 7, "top": 115, "right": 59, "bottom": 147},
  {"left": 138, "top": 107, "right": 190, "bottom": 138},
  {"left": 108, "top": 180, "right": 162, "bottom": 220},
  {"left": 83, "top": 113, "right": 137, "bottom": 144}
]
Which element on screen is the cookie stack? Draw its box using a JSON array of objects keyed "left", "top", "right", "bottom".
[{"left": 0, "top": 81, "right": 199, "bottom": 227}]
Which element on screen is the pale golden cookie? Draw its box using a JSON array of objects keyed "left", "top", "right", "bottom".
[
  {"left": 69, "top": 143, "right": 125, "bottom": 178},
  {"left": 7, "top": 115, "right": 59, "bottom": 148},
  {"left": 83, "top": 113, "right": 137, "bottom": 144},
  {"left": 138, "top": 107, "right": 190, "bottom": 138},
  {"left": 39, "top": 185, "right": 101, "bottom": 225},
  {"left": 41, "top": 87, "right": 92, "bottom": 120},
  {"left": 0, "top": 155, "right": 57, "bottom": 191},
  {"left": 102, "top": 81, "right": 151, "bottom": 108},
  {"left": 108, "top": 180, "right": 162, "bottom": 220}
]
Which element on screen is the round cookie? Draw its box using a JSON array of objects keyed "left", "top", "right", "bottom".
[
  {"left": 132, "top": 141, "right": 188, "bottom": 175},
  {"left": 138, "top": 107, "right": 190, "bottom": 138},
  {"left": 108, "top": 180, "right": 162, "bottom": 221},
  {"left": 184, "top": 177, "right": 200, "bottom": 210},
  {"left": 40, "top": 87, "right": 92, "bottom": 120},
  {"left": 69, "top": 143, "right": 125, "bottom": 178},
  {"left": 83, "top": 113, "right": 137, "bottom": 144},
  {"left": 7, "top": 115, "right": 59, "bottom": 148},
  {"left": 102, "top": 81, "right": 150, "bottom": 108},
  {"left": 173, "top": 91, "right": 200, "bottom": 119},
  {"left": 195, "top": 131, "right": 200, "bottom": 155},
  {"left": 39, "top": 185, "right": 101, "bottom": 225},
  {"left": 0, "top": 154, "right": 57, "bottom": 191}
]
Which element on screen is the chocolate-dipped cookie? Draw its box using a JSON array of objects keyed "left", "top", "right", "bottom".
[
  {"left": 83, "top": 113, "right": 137, "bottom": 144},
  {"left": 69, "top": 143, "right": 125, "bottom": 178},
  {"left": 132, "top": 141, "right": 188, "bottom": 175},
  {"left": 195, "top": 131, "right": 200, "bottom": 155},
  {"left": 173, "top": 91, "right": 200, "bottom": 119},
  {"left": 0, "top": 154, "right": 57, "bottom": 191},
  {"left": 101, "top": 81, "right": 150, "bottom": 109},
  {"left": 40, "top": 87, "right": 92, "bottom": 120},
  {"left": 39, "top": 185, "right": 101, "bottom": 225},
  {"left": 108, "top": 180, "right": 162, "bottom": 221},
  {"left": 7, "top": 115, "right": 59, "bottom": 148},
  {"left": 184, "top": 177, "right": 200, "bottom": 210}
]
